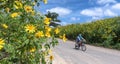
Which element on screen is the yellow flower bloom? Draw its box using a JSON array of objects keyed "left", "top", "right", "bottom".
[
  {"left": 63, "top": 34, "right": 67, "bottom": 42},
  {"left": 54, "top": 28, "right": 60, "bottom": 34},
  {"left": 42, "top": 45, "right": 46, "bottom": 51},
  {"left": 24, "top": 5, "right": 32, "bottom": 13},
  {"left": 11, "top": 12, "right": 19, "bottom": 18},
  {"left": 45, "top": 31, "right": 51, "bottom": 38},
  {"left": 50, "top": 55, "right": 54, "bottom": 61},
  {"left": 31, "top": 10, "right": 35, "bottom": 16},
  {"left": 48, "top": 49, "right": 52, "bottom": 55},
  {"left": 43, "top": 0, "right": 48, "bottom": 4},
  {"left": 44, "top": 17, "right": 51, "bottom": 25},
  {"left": 25, "top": 24, "right": 36, "bottom": 33},
  {"left": 35, "top": 31, "right": 44, "bottom": 38},
  {"left": 45, "top": 26, "right": 51, "bottom": 32},
  {"left": 30, "top": 48, "right": 36, "bottom": 52},
  {"left": 2, "top": 24, "right": 8, "bottom": 29},
  {"left": 14, "top": 1, "right": 23, "bottom": 9},
  {"left": 43, "top": 51, "right": 48, "bottom": 57},
  {"left": 5, "top": 7, "right": 10, "bottom": 13},
  {"left": 59, "top": 35, "right": 63, "bottom": 39},
  {"left": 0, "top": 38, "right": 5, "bottom": 50},
  {"left": 0, "top": 38, "right": 5, "bottom": 45},
  {"left": 32, "top": 2, "right": 36, "bottom": 6},
  {"left": 0, "top": 46, "right": 3, "bottom": 50},
  {"left": 3, "top": 32, "right": 6, "bottom": 35}
]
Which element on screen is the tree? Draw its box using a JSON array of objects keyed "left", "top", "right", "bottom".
[{"left": 45, "top": 11, "right": 61, "bottom": 27}]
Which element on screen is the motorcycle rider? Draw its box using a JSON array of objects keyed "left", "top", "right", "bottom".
[
  {"left": 76, "top": 34, "right": 86, "bottom": 45},
  {"left": 75, "top": 34, "right": 86, "bottom": 50}
]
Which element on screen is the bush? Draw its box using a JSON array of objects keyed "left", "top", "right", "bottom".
[
  {"left": 0, "top": 0, "right": 66, "bottom": 64},
  {"left": 103, "top": 35, "right": 113, "bottom": 48},
  {"left": 114, "top": 43, "right": 120, "bottom": 50}
]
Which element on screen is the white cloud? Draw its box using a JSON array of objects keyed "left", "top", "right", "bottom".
[
  {"left": 60, "top": 22, "right": 70, "bottom": 26},
  {"left": 71, "top": 17, "right": 80, "bottom": 21},
  {"left": 104, "top": 9, "right": 117, "bottom": 16},
  {"left": 80, "top": 7, "right": 117, "bottom": 17},
  {"left": 80, "top": 2, "right": 120, "bottom": 22},
  {"left": 80, "top": 8, "right": 103, "bottom": 17},
  {"left": 97, "top": 0, "right": 117, "bottom": 5},
  {"left": 46, "top": 7, "right": 72, "bottom": 16},
  {"left": 112, "top": 3, "right": 120, "bottom": 9}
]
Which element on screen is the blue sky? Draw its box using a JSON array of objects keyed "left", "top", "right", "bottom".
[{"left": 35, "top": 0, "right": 120, "bottom": 25}]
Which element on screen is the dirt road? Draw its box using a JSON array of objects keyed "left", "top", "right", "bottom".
[{"left": 53, "top": 39, "right": 120, "bottom": 64}]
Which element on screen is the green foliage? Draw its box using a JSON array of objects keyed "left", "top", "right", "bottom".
[
  {"left": 0, "top": 0, "right": 61, "bottom": 64},
  {"left": 114, "top": 43, "right": 120, "bottom": 50},
  {"left": 103, "top": 35, "right": 114, "bottom": 48}
]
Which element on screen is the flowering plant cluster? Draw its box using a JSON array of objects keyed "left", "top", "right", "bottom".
[{"left": 0, "top": 0, "right": 67, "bottom": 64}]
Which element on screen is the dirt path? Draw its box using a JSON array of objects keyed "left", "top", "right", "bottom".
[{"left": 53, "top": 39, "right": 120, "bottom": 64}]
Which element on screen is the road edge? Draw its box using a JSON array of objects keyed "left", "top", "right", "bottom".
[{"left": 53, "top": 52, "right": 68, "bottom": 64}]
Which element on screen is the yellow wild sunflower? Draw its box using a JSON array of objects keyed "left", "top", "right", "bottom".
[
  {"left": 35, "top": 31, "right": 44, "bottom": 38},
  {"left": 5, "top": 7, "right": 10, "bottom": 13},
  {"left": 45, "top": 26, "right": 51, "bottom": 32},
  {"left": 54, "top": 28, "right": 60, "bottom": 34},
  {"left": 45, "top": 31, "right": 51, "bottom": 38},
  {"left": 30, "top": 47, "right": 36, "bottom": 52},
  {"left": 0, "top": 38, "right": 5, "bottom": 50},
  {"left": 43, "top": 0, "right": 48, "bottom": 4},
  {"left": 32, "top": 2, "right": 36, "bottom": 6},
  {"left": 48, "top": 49, "right": 52, "bottom": 55},
  {"left": 14, "top": 1, "right": 23, "bottom": 9},
  {"left": 44, "top": 17, "right": 51, "bottom": 25},
  {"left": 59, "top": 35, "right": 63, "bottom": 39},
  {"left": 25, "top": 24, "right": 36, "bottom": 33},
  {"left": 31, "top": 10, "right": 35, "bottom": 16},
  {"left": 49, "top": 55, "right": 54, "bottom": 61},
  {"left": 0, "top": 46, "right": 3, "bottom": 50},
  {"left": 24, "top": 5, "right": 32, "bottom": 13},
  {"left": 2, "top": 24, "right": 8, "bottom": 29},
  {"left": 63, "top": 34, "right": 67, "bottom": 42},
  {"left": 11, "top": 12, "right": 19, "bottom": 18}
]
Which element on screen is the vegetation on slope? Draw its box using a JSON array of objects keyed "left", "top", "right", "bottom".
[{"left": 59, "top": 17, "right": 120, "bottom": 49}]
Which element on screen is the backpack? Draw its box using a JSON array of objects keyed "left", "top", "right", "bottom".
[{"left": 82, "top": 38, "right": 86, "bottom": 43}]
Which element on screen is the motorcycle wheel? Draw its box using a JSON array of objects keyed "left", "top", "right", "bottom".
[
  {"left": 81, "top": 45, "right": 86, "bottom": 51},
  {"left": 75, "top": 44, "right": 79, "bottom": 49},
  {"left": 75, "top": 44, "right": 77, "bottom": 49}
]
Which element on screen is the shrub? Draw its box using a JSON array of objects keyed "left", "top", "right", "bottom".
[{"left": 0, "top": 0, "right": 66, "bottom": 64}]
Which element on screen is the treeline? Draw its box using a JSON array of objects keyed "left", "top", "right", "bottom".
[{"left": 59, "top": 17, "right": 120, "bottom": 49}]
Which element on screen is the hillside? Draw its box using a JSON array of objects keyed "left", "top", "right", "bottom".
[{"left": 59, "top": 17, "right": 120, "bottom": 49}]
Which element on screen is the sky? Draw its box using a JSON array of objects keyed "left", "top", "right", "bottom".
[{"left": 35, "top": 0, "right": 120, "bottom": 25}]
